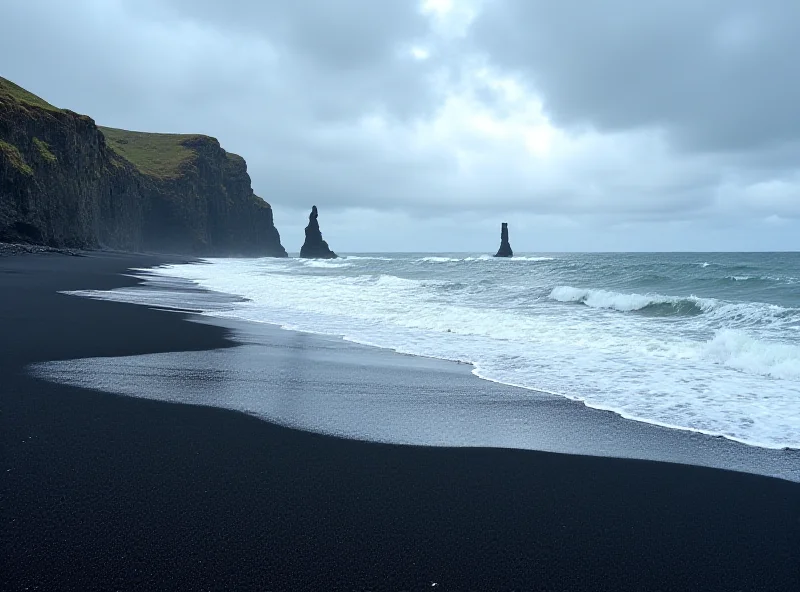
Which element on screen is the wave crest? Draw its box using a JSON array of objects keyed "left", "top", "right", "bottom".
[
  {"left": 549, "top": 286, "right": 800, "bottom": 330},
  {"left": 702, "top": 329, "right": 800, "bottom": 380},
  {"left": 299, "top": 259, "right": 351, "bottom": 268},
  {"left": 420, "top": 255, "right": 555, "bottom": 263},
  {"left": 549, "top": 286, "right": 711, "bottom": 315}
]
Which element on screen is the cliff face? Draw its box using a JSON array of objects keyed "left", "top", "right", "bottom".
[{"left": 0, "top": 77, "right": 286, "bottom": 256}]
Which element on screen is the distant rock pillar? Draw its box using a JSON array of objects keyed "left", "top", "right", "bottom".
[
  {"left": 494, "top": 222, "right": 513, "bottom": 257},
  {"left": 300, "top": 205, "right": 337, "bottom": 259}
]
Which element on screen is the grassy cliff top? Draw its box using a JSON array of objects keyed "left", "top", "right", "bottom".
[
  {"left": 0, "top": 76, "right": 61, "bottom": 112},
  {"left": 2, "top": 77, "right": 231, "bottom": 181},
  {"left": 99, "top": 127, "right": 214, "bottom": 179}
]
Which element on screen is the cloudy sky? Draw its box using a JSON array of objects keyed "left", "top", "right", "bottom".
[{"left": 2, "top": 0, "right": 799, "bottom": 251}]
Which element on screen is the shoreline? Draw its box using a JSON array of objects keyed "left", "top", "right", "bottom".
[
  {"left": 52, "top": 263, "right": 800, "bottom": 480},
  {"left": 234, "top": 317, "right": 800, "bottom": 453},
  {"left": 125, "top": 254, "right": 800, "bottom": 453},
  {"left": 2, "top": 251, "right": 799, "bottom": 591}
]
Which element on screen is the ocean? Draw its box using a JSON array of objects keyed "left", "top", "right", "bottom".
[{"left": 74, "top": 252, "right": 800, "bottom": 450}]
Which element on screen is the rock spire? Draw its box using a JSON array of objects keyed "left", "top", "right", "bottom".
[
  {"left": 494, "top": 222, "right": 513, "bottom": 257},
  {"left": 300, "top": 205, "right": 337, "bottom": 259}
]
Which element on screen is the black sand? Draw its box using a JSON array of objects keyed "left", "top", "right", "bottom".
[{"left": 2, "top": 252, "right": 799, "bottom": 591}]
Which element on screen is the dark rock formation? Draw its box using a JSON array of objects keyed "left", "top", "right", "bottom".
[
  {"left": 0, "top": 76, "right": 287, "bottom": 257},
  {"left": 0, "top": 241, "right": 82, "bottom": 257},
  {"left": 300, "top": 206, "right": 337, "bottom": 259},
  {"left": 494, "top": 222, "right": 513, "bottom": 257}
]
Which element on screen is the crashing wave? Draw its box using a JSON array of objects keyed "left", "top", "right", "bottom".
[
  {"left": 549, "top": 286, "right": 800, "bottom": 329},
  {"left": 548, "top": 286, "right": 713, "bottom": 315},
  {"left": 701, "top": 329, "right": 800, "bottom": 380}
]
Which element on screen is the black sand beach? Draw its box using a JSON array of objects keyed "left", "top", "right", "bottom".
[{"left": 2, "top": 252, "right": 799, "bottom": 591}]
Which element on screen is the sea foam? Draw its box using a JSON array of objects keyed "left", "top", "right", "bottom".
[
  {"left": 57, "top": 254, "right": 800, "bottom": 450},
  {"left": 701, "top": 329, "right": 800, "bottom": 380},
  {"left": 548, "top": 286, "right": 714, "bottom": 315}
]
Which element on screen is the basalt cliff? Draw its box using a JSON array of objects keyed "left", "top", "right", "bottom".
[{"left": 0, "top": 76, "right": 287, "bottom": 256}]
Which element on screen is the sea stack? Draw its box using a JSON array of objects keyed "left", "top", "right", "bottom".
[
  {"left": 494, "top": 222, "right": 513, "bottom": 257},
  {"left": 300, "top": 205, "right": 337, "bottom": 259}
]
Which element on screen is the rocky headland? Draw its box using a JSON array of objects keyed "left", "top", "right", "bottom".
[{"left": 0, "top": 76, "right": 287, "bottom": 256}]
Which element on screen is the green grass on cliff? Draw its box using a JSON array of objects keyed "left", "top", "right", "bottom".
[
  {"left": 33, "top": 138, "right": 57, "bottom": 163},
  {"left": 99, "top": 127, "right": 209, "bottom": 179},
  {"left": 1, "top": 77, "right": 240, "bottom": 185},
  {"left": 0, "top": 140, "right": 34, "bottom": 175},
  {"left": 0, "top": 77, "right": 61, "bottom": 112}
]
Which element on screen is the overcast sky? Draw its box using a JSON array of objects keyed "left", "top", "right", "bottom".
[{"left": 2, "top": 0, "right": 799, "bottom": 251}]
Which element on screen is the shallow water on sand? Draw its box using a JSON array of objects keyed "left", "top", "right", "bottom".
[{"left": 31, "top": 316, "right": 800, "bottom": 482}]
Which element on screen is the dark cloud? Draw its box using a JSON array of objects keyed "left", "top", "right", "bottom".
[
  {"left": 140, "top": 0, "right": 427, "bottom": 64},
  {"left": 470, "top": 0, "right": 800, "bottom": 152},
  {"left": 132, "top": 0, "right": 440, "bottom": 121}
]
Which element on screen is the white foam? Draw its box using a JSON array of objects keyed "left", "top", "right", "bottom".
[
  {"left": 703, "top": 300, "right": 799, "bottom": 329},
  {"left": 725, "top": 275, "right": 796, "bottom": 284},
  {"left": 299, "top": 259, "right": 352, "bottom": 268},
  {"left": 420, "top": 256, "right": 461, "bottom": 263},
  {"left": 548, "top": 286, "right": 716, "bottom": 313},
  {"left": 701, "top": 329, "right": 800, "bottom": 380},
  {"left": 550, "top": 286, "right": 661, "bottom": 311},
  {"left": 462, "top": 255, "right": 493, "bottom": 261},
  {"left": 502, "top": 256, "right": 555, "bottom": 262},
  {"left": 548, "top": 286, "right": 800, "bottom": 331},
  {"left": 420, "top": 255, "right": 556, "bottom": 263},
  {"left": 61, "top": 257, "right": 800, "bottom": 449}
]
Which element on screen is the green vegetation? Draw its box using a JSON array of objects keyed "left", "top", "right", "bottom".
[
  {"left": 33, "top": 137, "right": 56, "bottom": 163},
  {"left": 0, "top": 76, "right": 61, "bottom": 111},
  {"left": 226, "top": 152, "right": 245, "bottom": 162},
  {"left": 100, "top": 126, "right": 208, "bottom": 179},
  {"left": 0, "top": 140, "right": 34, "bottom": 175},
  {"left": 0, "top": 77, "right": 219, "bottom": 182}
]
